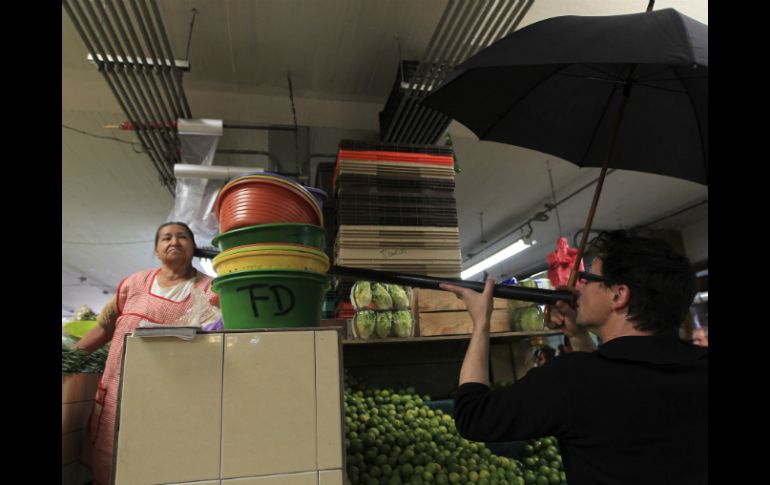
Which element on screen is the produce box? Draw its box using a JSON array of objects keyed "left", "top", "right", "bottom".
[
  {"left": 417, "top": 309, "right": 511, "bottom": 336},
  {"left": 415, "top": 288, "right": 509, "bottom": 313}
]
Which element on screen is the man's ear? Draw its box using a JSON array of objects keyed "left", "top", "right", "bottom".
[{"left": 610, "top": 284, "right": 631, "bottom": 311}]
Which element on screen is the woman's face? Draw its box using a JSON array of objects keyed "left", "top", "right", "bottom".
[{"left": 155, "top": 224, "right": 194, "bottom": 265}]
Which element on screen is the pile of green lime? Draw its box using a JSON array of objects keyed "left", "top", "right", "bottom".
[
  {"left": 518, "top": 437, "right": 566, "bottom": 485},
  {"left": 343, "top": 375, "right": 568, "bottom": 485}
]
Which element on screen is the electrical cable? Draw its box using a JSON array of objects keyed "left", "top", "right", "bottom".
[
  {"left": 184, "top": 8, "right": 198, "bottom": 60},
  {"left": 62, "top": 123, "right": 145, "bottom": 153}
]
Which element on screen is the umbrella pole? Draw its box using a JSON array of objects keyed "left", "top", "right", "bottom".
[
  {"left": 545, "top": 84, "right": 633, "bottom": 330},
  {"left": 566, "top": 82, "right": 633, "bottom": 288}
]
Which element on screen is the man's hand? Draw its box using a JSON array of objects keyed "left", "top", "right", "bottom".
[
  {"left": 547, "top": 285, "right": 595, "bottom": 351},
  {"left": 440, "top": 277, "right": 495, "bottom": 333}
]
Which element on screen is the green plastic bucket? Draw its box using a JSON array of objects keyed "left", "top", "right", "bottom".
[
  {"left": 212, "top": 223, "right": 326, "bottom": 251},
  {"left": 212, "top": 270, "right": 329, "bottom": 329}
]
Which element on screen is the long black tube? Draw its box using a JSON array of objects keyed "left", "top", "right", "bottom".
[
  {"left": 192, "top": 243, "right": 572, "bottom": 305},
  {"left": 327, "top": 266, "right": 574, "bottom": 305}
]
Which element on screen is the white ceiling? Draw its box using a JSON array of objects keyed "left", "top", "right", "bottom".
[{"left": 62, "top": 0, "right": 708, "bottom": 318}]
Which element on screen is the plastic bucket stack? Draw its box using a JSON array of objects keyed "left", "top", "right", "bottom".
[{"left": 211, "top": 173, "right": 329, "bottom": 329}]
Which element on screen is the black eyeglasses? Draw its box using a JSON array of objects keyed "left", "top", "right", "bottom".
[{"left": 577, "top": 271, "right": 615, "bottom": 286}]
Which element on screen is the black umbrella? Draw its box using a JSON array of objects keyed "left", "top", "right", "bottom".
[{"left": 422, "top": 6, "right": 707, "bottom": 286}]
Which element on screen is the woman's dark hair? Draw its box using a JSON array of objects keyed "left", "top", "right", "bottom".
[
  {"left": 539, "top": 346, "right": 556, "bottom": 361},
  {"left": 154, "top": 221, "right": 197, "bottom": 251},
  {"left": 587, "top": 229, "right": 696, "bottom": 335}
]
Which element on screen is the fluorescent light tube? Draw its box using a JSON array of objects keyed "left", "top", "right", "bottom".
[{"left": 461, "top": 239, "right": 533, "bottom": 280}]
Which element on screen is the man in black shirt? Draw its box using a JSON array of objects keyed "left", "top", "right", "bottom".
[{"left": 440, "top": 230, "right": 707, "bottom": 485}]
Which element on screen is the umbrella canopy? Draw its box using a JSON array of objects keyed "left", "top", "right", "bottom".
[{"left": 422, "top": 8, "right": 708, "bottom": 185}]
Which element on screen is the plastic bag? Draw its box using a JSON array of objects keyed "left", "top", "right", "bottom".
[{"left": 139, "top": 288, "right": 221, "bottom": 328}]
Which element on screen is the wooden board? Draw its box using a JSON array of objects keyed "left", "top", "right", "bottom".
[
  {"left": 417, "top": 309, "right": 511, "bottom": 336},
  {"left": 414, "top": 288, "right": 508, "bottom": 312}
]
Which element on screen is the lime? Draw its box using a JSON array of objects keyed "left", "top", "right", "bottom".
[{"left": 548, "top": 472, "right": 561, "bottom": 485}]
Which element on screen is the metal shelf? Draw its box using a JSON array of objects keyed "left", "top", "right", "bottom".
[{"left": 342, "top": 329, "right": 561, "bottom": 345}]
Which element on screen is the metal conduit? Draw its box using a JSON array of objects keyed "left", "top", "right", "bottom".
[
  {"left": 66, "top": 0, "right": 173, "bottom": 188},
  {"left": 150, "top": 0, "right": 192, "bottom": 117},
  {"left": 62, "top": 0, "right": 172, "bottom": 189},
  {"left": 407, "top": 0, "right": 495, "bottom": 144},
  {"left": 92, "top": 0, "right": 178, "bottom": 173},
  {"left": 383, "top": 0, "right": 533, "bottom": 145},
  {"left": 106, "top": 0, "right": 177, "bottom": 152},
  {"left": 412, "top": 0, "right": 523, "bottom": 144},
  {"left": 129, "top": 0, "right": 183, "bottom": 118},
  {"left": 394, "top": 0, "right": 483, "bottom": 143},
  {"left": 63, "top": 0, "right": 192, "bottom": 194},
  {"left": 387, "top": 0, "right": 469, "bottom": 143},
  {"left": 416, "top": 0, "right": 520, "bottom": 144},
  {"left": 381, "top": 0, "right": 458, "bottom": 142},
  {"left": 79, "top": 0, "right": 175, "bottom": 183}
]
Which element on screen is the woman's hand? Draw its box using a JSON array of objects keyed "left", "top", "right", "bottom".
[{"left": 439, "top": 277, "right": 495, "bottom": 333}]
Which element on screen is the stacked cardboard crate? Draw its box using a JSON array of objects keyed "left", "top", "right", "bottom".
[{"left": 332, "top": 140, "right": 462, "bottom": 278}]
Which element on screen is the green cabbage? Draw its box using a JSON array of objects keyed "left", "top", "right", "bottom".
[
  {"left": 372, "top": 283, "right": 393, "bottom": 309},
  {"left": 375, "top": 311, "right": 393, "bottom": 338},
  {"left": 352, "top": 281, "right": 372, "bottom": 309},
  {"left": 388, "top": 284, "right": 411, "bottom": 309},
  {"left": 516, "top": 306, "right": 544, "bottom": 332},
  {"left": 355, "top": 310, "right": 376, "bottom": 339},
  {"left": 393, "top": 310, "right": 413, "bottom": 337}
]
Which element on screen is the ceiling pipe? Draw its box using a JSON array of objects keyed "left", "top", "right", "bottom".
[
  {"left": 115, "top": 0, "right": 178, "bottom": 124},
  {"left": 382, "top": 0, "right": 458, "bottom": 142},
  {"left": 408, "top": 0, "right": 496, "bottom": 143},
  {"left": 417, "top": 0, "right": 520, "bottom": 144},
  {"left": 129, "top": 0, "right": 185, "bottom": 118},
  {"left": 66, "top": 0, "right": 174, "bottom": 189},
  {"left": 147, "top": 0, "right": 192, "bottom": 117},
  {"left": 108, "top": 1, "right": 177, "bottom": 141},
  {"left": 416, "top": 0, "right": 526, "bottom": 144},
  {"left": 93, "top": 0, "right": 179, "bottom": 173},
  {"left": 390, "top": 0, "right": 471, "bottom": 143},
  {"left": 149, "top": 0, "right": 192, "bottom": 117},
  {"left": 65, "top": 0, "right": 192, "bottom": 192},
  {"left": 383, "top": 0, "right": 530, "bottom": 145}
]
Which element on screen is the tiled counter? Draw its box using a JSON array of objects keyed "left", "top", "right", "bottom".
[{"left": 113, "top": 328, "right": 345, "bottom": 485}]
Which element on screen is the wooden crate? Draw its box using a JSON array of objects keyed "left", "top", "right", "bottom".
[
  {"left": 414, "top": 288, "right": 509, "bottom": 313},
  {"left": 417, "top": 309, "right": 511, "bottom": 336}
]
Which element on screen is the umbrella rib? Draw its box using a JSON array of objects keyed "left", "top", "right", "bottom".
[
  {"left": 478, "top": 64, "right": 570, "bottom": 140},
  {"left": 670, "top": 67, "right": 708, "bottom": 183},
  {"left": 578, "top": 81, "right": 621, "bottom": 166},
  {"left": 580, "top": 63, "right": 624, "bottom": 81}
]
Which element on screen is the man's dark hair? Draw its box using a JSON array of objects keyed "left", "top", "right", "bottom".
[
  {"left": 587, "top": 229, "right": 696, "bottom": 335},
  {"left": 154, "top": 221, "right": 197, "bottom": 250}
]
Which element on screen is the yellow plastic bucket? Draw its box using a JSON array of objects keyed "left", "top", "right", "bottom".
[{"left": 213, "top": 244, "right": 330, "bottom": 275}]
